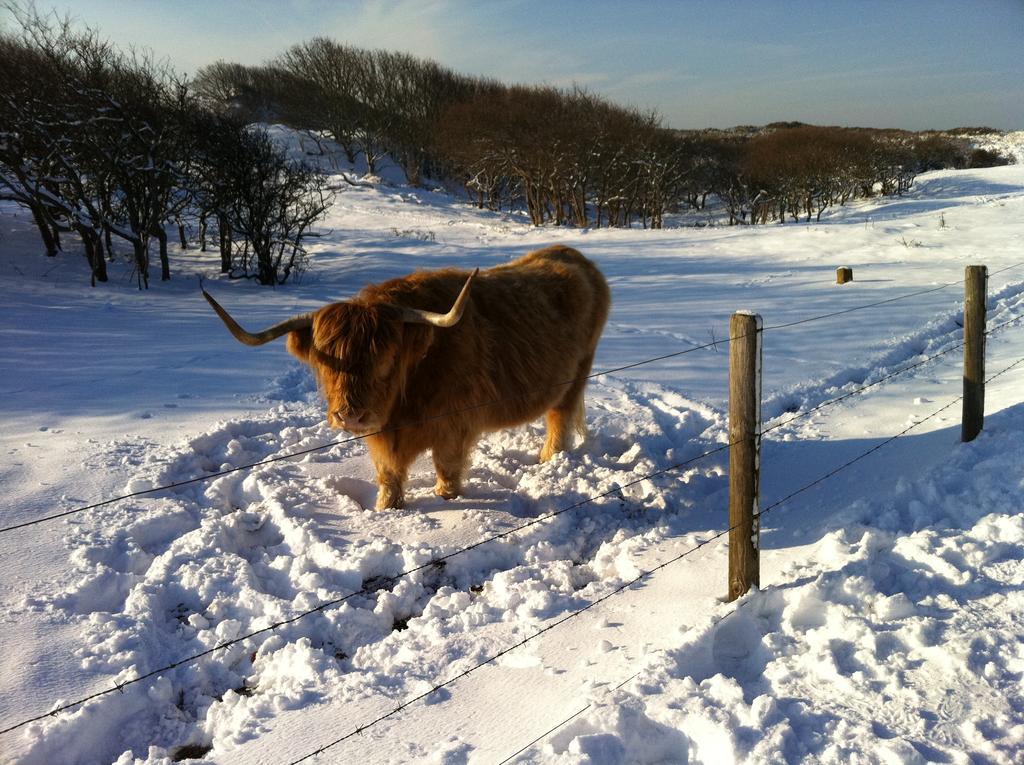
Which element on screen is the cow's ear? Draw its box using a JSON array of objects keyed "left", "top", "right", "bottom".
[{"left": 286, "top": 326, "right": 314, "bottom": 363}]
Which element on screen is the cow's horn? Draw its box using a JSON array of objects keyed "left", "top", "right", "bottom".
[
  {"left": 203, "top": 288, "right": 313, "bottom": 346},
  {"left": 394, "top": 269, "right": 478, "bottom": 328}
]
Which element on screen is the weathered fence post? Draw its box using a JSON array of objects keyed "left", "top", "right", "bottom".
[
  {"left": 728, "top": 311, "right": 762, "bottom": 601},
  {"left": 962, "top": 265, "right": 988, "bottom": 442}
]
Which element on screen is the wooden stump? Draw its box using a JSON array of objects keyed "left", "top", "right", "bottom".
[
  {"left": 962, "top": 265, "right": 987, "bottom": 442},
  {"left": 728, "top": 312, "right": 762, "bottom": 602},
  {"left": 836, "top": 267, "right": 853, "bottom": 284}
]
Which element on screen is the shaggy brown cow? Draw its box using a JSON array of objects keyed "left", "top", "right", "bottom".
[{"left": 203, "top": 244, "right": 610, "bottom": 509}]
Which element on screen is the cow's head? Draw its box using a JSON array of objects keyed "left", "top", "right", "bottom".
[{"left": 203, "top": 270, "right": 476, "bottom": 435}]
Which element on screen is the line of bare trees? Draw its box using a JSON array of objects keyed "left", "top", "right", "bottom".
[
  {"left": 195, "top": 46, "right": 705, "bottom": 229},
  {"left": 195, "top": 40, "right": 1009, "bottom": 232},
  {"left": 0, "top": 8, "right": 331, "bottom": 286},
  {"left": 5, "top": 10, "right": 1014, "bottom": 289}
]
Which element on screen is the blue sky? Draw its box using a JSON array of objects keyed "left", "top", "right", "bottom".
[{"left": 19, "top": 0, "right": 1024, "bottom": 130}]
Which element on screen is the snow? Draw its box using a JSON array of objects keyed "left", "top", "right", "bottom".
[
  {"left": 973, "top": 131, "right": 1024, "bottom": 165},
  {"left": 2, "top": 129, "right": 1024, "bottom": 764}
]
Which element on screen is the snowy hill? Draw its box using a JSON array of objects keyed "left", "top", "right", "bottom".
[
  {"left": 970, "top": 130, "right": 1024, "bottom": 165},
  {"left": 1, "top": 152, "right": 1024, "bottom": 764}
]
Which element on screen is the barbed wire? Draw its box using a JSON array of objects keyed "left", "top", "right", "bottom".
[
  {"left": 433, "top": 349, "right": 1024, "bottom": 765},
  {"left": 3, "top": 271, "right": 1022, "bottom": 745},
  {"left": 286, "top": 349, "right": 1024, "bottom": 763},
  {"left": 0, "top": 340, "right": 738, "bottom": 536},
  {"left": 760, "top": 344, "right": 1024, "bottom": 520},
  {"left": 0, "top": 323, "right": 965, "bottom": 736},
  {"left": 288, "top": 526, "right": 737, "bottom": 764},
  {"left": 499, "top": 309, "right": 1024, "bottom": 761},
  {"left": 763, "top": 282, "right": 957, "bottom": 331},
  {"left": 6, "top": 304, "right": 1020, "bottom": 735},
  {"left": 5, "top": 331, "right": 910, "bottom": 735},
  {"left": 495, "top": 666, "right": 645, "bottom": 765},
  {"left": 496, "top": 603, "right": 745, "bottom": 765},
  {"left": 985, "top": 312, "right": 1024, "bottom": 335},
  {"left": 762, "top": 308, "right": 1022, "bottom": 435},
  {"left": 5, "top": 263, "right": 1023, "bottom": 535},
  {"left": 761, "top": 341, "right": 964, "bottom": 435},
  {"left": 763, "top": 260, "right": 1024, "bottom": 332},
  {"left": 0, "top": 436, "right": 743, "bottom": 737},
  {"left": 989, "top": 261, "right": 1024, "bottom": 277},
  {"left": 982, "top": 353, "right": 1024, "bottom": 385},
  {"left": 495, "top": 307, "right": 1024, "bottom": 761}
]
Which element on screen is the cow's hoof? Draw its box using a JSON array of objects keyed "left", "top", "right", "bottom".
[
  {"left": 434, "top": 480, "right": 461, "bottom": 500},
  {"left": 539, "top": 444, "right": 564, "bottom": 462},
  {"left": 375, "top": 488, "right": 404, "bottom": 510}
]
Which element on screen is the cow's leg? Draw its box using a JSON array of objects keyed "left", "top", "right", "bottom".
[
  {"left": 540, "top": 407, "right": 576, "bottom": 462},
  {"left": 540, "top": 353, "right": 593, "bottom": 462},
  {"left": 374, "top": 464, "right": 407, "bottom": 510},
  {"left": 367, "top": 435, "right": 410, "bottom": 510},
  {"left": 433, "top": 431, "right": 473, "bottom": 499}
]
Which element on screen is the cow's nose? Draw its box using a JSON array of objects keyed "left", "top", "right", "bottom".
[{"left": 338, "top": 411, "right": 369, "bottom": 432}]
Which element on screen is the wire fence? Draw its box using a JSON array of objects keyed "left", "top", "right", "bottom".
[
  {"left": 8, "top": 306, "right": 1020, "bottom": 737},
  {"left": 2, "top": 263, "right": 1023, "bottom": 749},
  {"left": 499, "top": 350, "right": 1024, "bottom": 764},
  {"left": 4, "top": 262, "right": 1021, "bottom": 536},
  {"left": 286, "top": 349, "right": 1024, "bottom": 764},
  {"left": 0, "top": 339, "right": 740, "bottom": 535}
]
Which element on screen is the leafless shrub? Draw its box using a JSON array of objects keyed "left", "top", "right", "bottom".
[{"left": 1, "top": 5, "right": 334, "bottom": 287}]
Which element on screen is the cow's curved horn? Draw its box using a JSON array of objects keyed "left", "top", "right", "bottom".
[
  {"left": 394, "top": 269, "right": 478, "bottom": 327},
  {"left": 203, "top": 288, "right": 314, "bottom": 346}
]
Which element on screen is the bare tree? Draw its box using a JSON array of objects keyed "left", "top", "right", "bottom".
[{"left": 220, "top": 128, "right": 332, "bottom": 285}]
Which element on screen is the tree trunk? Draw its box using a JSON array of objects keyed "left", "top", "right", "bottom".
[
  {"left": 340, "top": 140, "right": 357, "bottom": 165},
  {"left": 132, "top": 239, "right": 150, "bottom": 289},
  {"left": 199, "top": 214, "right": 207, "bottom": 252},
  {"left": 156, "top": 228, "right": 170, "bottom": 281},
  {"left": 81, "top": 229, "right": 108, "bottom": 285},
  {"left": 218, "top": 216, "right": 231, "bottom": 273},
  {"left": 177, "top": 220, "right": 187, "bottom": 249},
  {"left": 103, "top": 225, "right": 115, "bottom": 260},
  {"left": 29, "top": 205, "right": 59, "bottom": 257},
  {"left": 405, "top": 159, "right": 420, "bottom": 186},
  {"left": 256, "top": 243, "right": 275, "bottom": 285}
]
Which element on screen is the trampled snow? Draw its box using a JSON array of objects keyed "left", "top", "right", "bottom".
[{"left": 2, "top": 130, "right": 1024, "bottom": 764}]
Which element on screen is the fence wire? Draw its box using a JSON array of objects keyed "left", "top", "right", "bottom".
[
  {"left": 491, "top": 308, "right": 1024, "bottom": 763},
  {"left": 446, "top": 350, "right": 1024, "bottom": 765},
  {"left": 495, "top": 665, "right": 645, "bottom": 765},
  {"left": 3, "top": 267, "right": 1023, "bottom": 747},
  {"left": 288, "top": 524, "right": 739, "bottom": 764},
  {"left": 282, "top": 370, "right": 1002, "bottom": 762},
  {"left": 0, "top": 437, "right": 742, "bottom": 737},
  {"left": 0, "top": 340, "right": 737, "bottom": 535},
  {"left": 763, "top": 260, "right": 1024, "bottom": 332},
  {"left": 989, "top": 261, "right": 1024, "bottom": 277},
  {"left": 5, "top": 262, "right": 1023, "bottom": 535},
  {"left": 6, "top": 303, "right": 1022, "bottom": 738},
  {"left": 761, "top": 306, "right": 1022, "bottom": 435}
]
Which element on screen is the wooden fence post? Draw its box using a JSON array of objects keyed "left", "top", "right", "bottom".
[
  {"left": 728, "top": 311, "right": 762, "bottom": 602},
  {"left": 962, "top": 265, "right": 988, "bottom": 442}
]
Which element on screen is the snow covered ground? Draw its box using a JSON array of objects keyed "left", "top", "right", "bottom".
[
  {"left": 2, "top": 136, "right": 1024, "bottom": 765},
  {"left": 974, "top": 131, "right": 1024, "bottom": 165}
]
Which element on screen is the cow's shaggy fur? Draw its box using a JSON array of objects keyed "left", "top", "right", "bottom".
[{"left": 280, "top": 245, "right": 607, "bottom": 509}]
